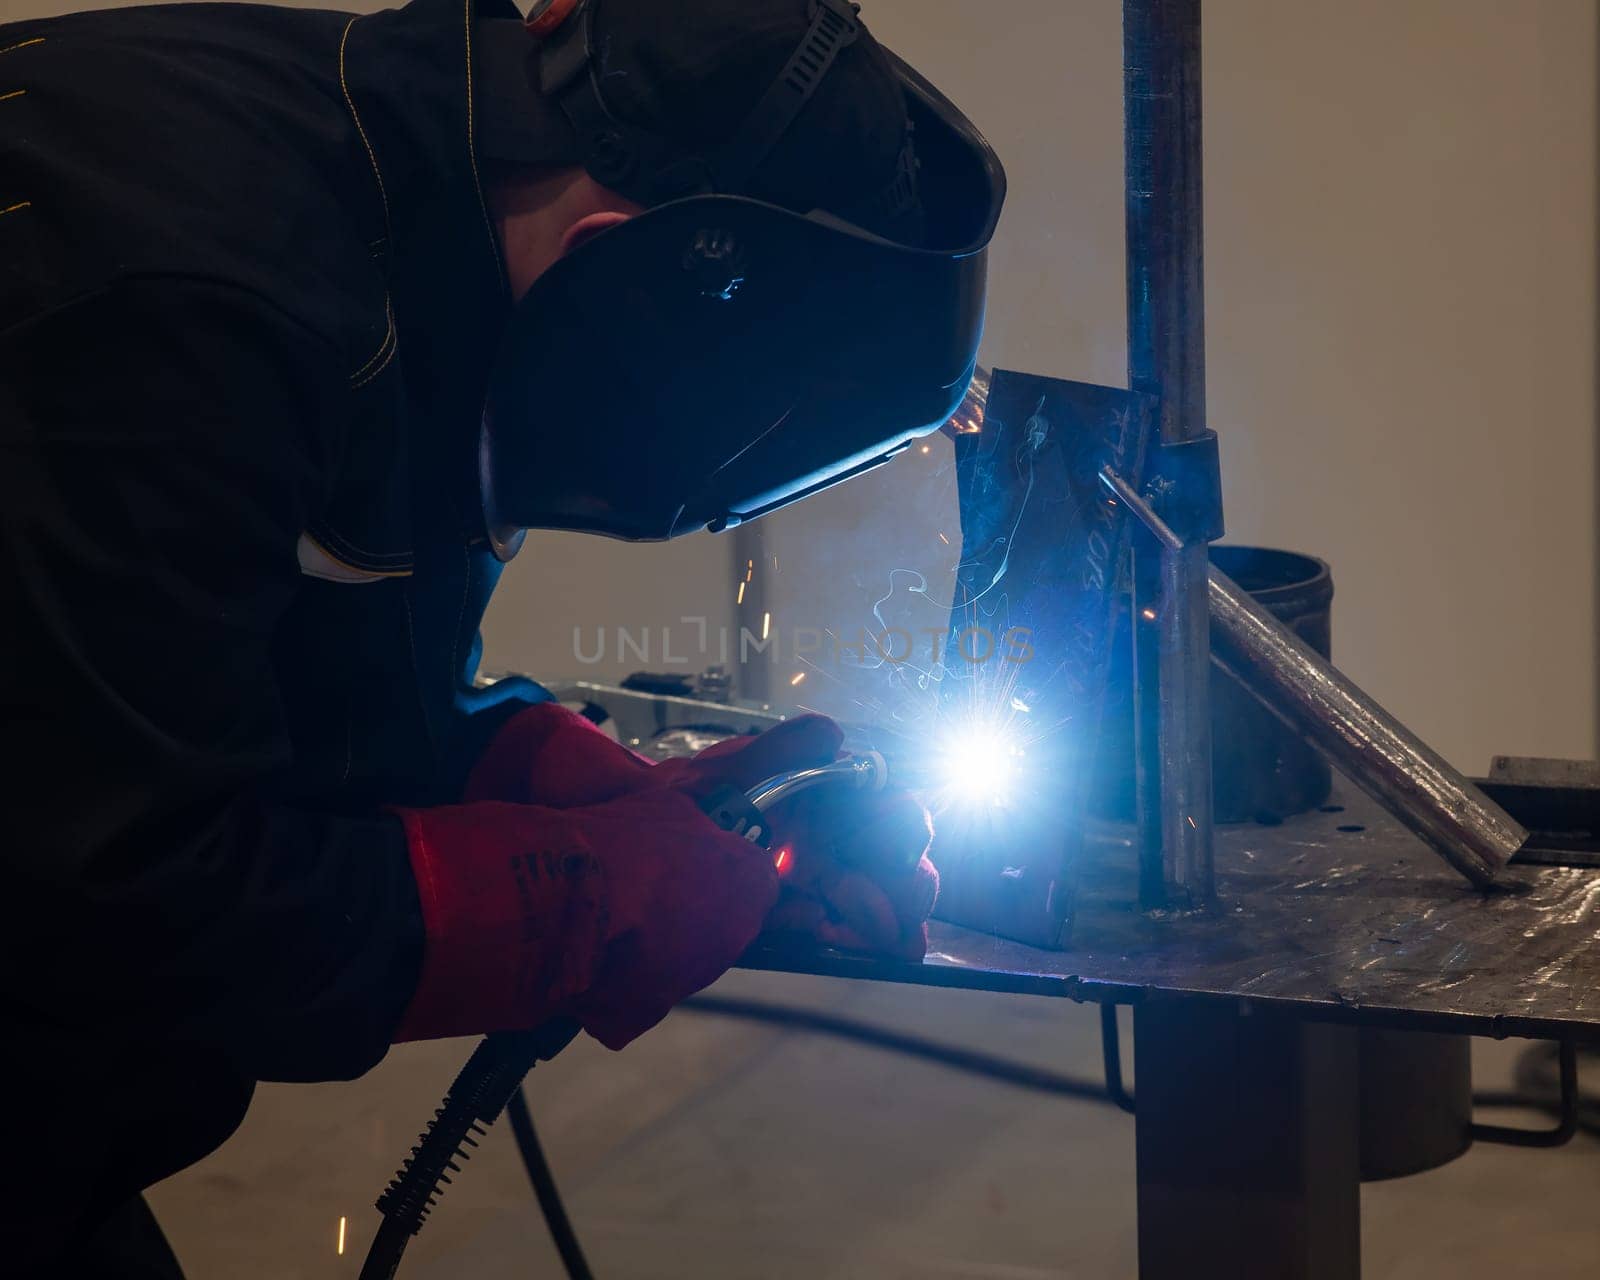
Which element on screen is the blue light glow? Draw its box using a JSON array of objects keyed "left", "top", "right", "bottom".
[{"left": 936, "top": 720, "right": 1027, "bottom": 808}]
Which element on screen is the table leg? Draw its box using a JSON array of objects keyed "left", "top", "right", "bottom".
[{"left": 1134, "top": 1002, "right": 1361, "bottom": 1279}]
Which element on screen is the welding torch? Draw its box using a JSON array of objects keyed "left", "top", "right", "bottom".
[
  {"left": 697, "top": 749, "right": 903, "bottom": 858},
  {"left": 361, "top": 751, "right": 905, "bottom": 1280}
]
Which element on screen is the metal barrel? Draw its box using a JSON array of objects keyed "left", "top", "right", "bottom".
[
  {"left": 1207, "top": 566, "right": 1526, "bottom": 885},
  {"left": 1092, "top": 547, "right": 1335, "bottom": 824}
]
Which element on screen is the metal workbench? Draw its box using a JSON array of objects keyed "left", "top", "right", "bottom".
[
  {"left": 743, "top": 787, "right": 1600, "bottom": 1278},
  {"left": 750, "top": 789, "right": 1598, "bottom": 1045}
]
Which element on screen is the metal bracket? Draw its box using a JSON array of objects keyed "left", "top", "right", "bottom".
[
  {"left": 1097, "top": 434, "right": 1221, "bottom": 558},
  {"left": 1100, "top": 434, "right": 1223, "bottom": 552},
  {"left": 1148, "top": 430, "right": 1224, "bottom": 546}
]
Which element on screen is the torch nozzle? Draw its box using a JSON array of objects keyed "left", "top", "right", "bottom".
[{"left": 745, "top": 751, "right": 888, "bottom": 813}]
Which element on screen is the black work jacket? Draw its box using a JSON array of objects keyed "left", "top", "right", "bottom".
[{"left": 0, "top": 0, "right": 547, "bottom": 1256}]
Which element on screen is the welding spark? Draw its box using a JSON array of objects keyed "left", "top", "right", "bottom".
[
  {"left": 920, "top": 443, "right": 931, "bottom": 454},
  {"left": 762, "top": 611, "right": 771, "bottom": 641},
  {"left": 337, "top": 1216, "right": 346, "bottom": 1256},
  {"left": 1141, "top": 607, "right": 1158, "bottom": 621},
  {"left": 737, "top": 581, "right": 747, "bottom": 605},
  {"left": 1010, "top": 696, "right": 1031, "bottom": 714},
  {"left": 937, "top": 532, "right": 950, "bottom": 545},
  {"left": 937, "top": 721, "right": 1026, "bottom": 808},
  {"left": 790, "top": 672, "right": 806, "bottom": 686}
]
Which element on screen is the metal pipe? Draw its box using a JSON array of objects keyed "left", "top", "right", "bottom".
[
  {"left": 1125, "top": 0, "right": 1208, "bottom": 434},
  {"left": 1103, "top": 468, "right": 1526, "bottom": 886},
  {"left": 1208, "top": 567, "right": 1526, "bottom": 886},
  {"left": 1124, "top": 0, "right": 1216, "bottom": 908}
]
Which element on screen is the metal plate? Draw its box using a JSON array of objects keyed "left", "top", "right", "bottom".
[
  {"left": 934, "top": 371, "right": 1153, "bottom": 946},
  {"left": 743, "top": 784, "right": 1600, "bottom": 1043}
]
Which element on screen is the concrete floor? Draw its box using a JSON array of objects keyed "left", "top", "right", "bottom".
[{"left": 149, "top": 969, "right": 1599, "bottom": 1279}]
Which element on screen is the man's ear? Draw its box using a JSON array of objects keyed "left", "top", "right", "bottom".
[{"left": 559, "top": 211, "right": 634, "bottom": 258}]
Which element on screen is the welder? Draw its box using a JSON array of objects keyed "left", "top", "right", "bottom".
[{"left": 0, "top": 0, "right": 1002, "bottom": 1272}]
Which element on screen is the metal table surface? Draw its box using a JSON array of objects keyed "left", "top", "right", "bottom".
[
  {"left": 744, "top": 784, "right": 1600, "bottom": 1045},
  {"left": 744, "top": 784, "right": 1598, "bottom": 1278}
]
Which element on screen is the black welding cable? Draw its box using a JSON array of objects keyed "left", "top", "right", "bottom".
[
  {"left": 362, "top": 1023, "right": 580, "bottom": 1280},
  {"left": 505, "top": 1087, "right": 595, "bottom": 1280}
]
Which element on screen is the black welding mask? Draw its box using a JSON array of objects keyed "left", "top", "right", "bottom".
[{"left": 477, "top": 0, "right": 1005, "bottom": 552}]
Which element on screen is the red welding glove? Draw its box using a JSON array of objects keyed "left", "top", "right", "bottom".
[
  {"left": 465, "top": 705, "right": 939, "bottom": 961},
  {"left": 391, "top": 789, "right": 778, "bottom": 1050},
  {"left": 764, "top": 785, "right": 939, "bottom": 962}
]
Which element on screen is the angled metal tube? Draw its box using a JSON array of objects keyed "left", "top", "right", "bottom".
[
  {"left": 1102, "top": 467, "right": 1527, "bottom": 886},
  {"left": 1207, "top": 567, "right": 1526, "bottom": 886}
]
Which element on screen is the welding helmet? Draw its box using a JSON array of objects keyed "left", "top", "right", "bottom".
[{"left": 477, "top": 0, "right": 1006, "bottom": 551}]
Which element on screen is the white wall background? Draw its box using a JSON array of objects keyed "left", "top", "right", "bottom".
[
  {"left": 1206, "top": 0, "right": 1598, "bottom": 768},
  {"left": 6, "top": 0, "right": 1592, "bottom": 767}
]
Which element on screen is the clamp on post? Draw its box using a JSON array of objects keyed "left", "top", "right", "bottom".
[{"left": 1100, "top": 429, "right": 1223, "bottom": 551}]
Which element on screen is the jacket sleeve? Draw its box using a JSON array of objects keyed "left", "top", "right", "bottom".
[{"left": 0, "top": 277, "right": 424, "bottom": 1082}]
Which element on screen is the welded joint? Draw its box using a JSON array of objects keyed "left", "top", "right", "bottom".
[{"left": 1098, "top": 465, "right": 1184, "bottom": 552}]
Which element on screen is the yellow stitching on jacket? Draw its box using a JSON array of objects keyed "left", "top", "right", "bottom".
[
  {"left": 302, "top": 531, "right": 413, "bottom": 579},
  {"left": 349, "top": 339, "right": 396, "bottom": 389},
  {"left": 349, "top": 295, "right": 395, "bottom": 386},
  {"left": 339, "top": 19, "right": 401, "bottom": 387},
  {"left": 0, "top": 89, "right": 27, "bottom": 102},
  {"left": 338, "top": 16, "right": 391, "bottom": 234},
  {"left": 0, "top": 38, "right": 44, "bottom": 56},
  {"left": 463, "top": 0, "right": 507, "bottom": 291},
  {"left": 311, "top": 521, "right": 413, "bottom": 565},
  {"left": 0, "top": 201, "right": 30, "bottom": 217}
]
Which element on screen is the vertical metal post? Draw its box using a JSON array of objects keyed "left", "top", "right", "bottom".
[
  {"left": 1134, "top": 1004, "right": 1362, "bottom": 1279},
  {"left": 1124, "top": 0, "right": 1215, "bottom": 907}
]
